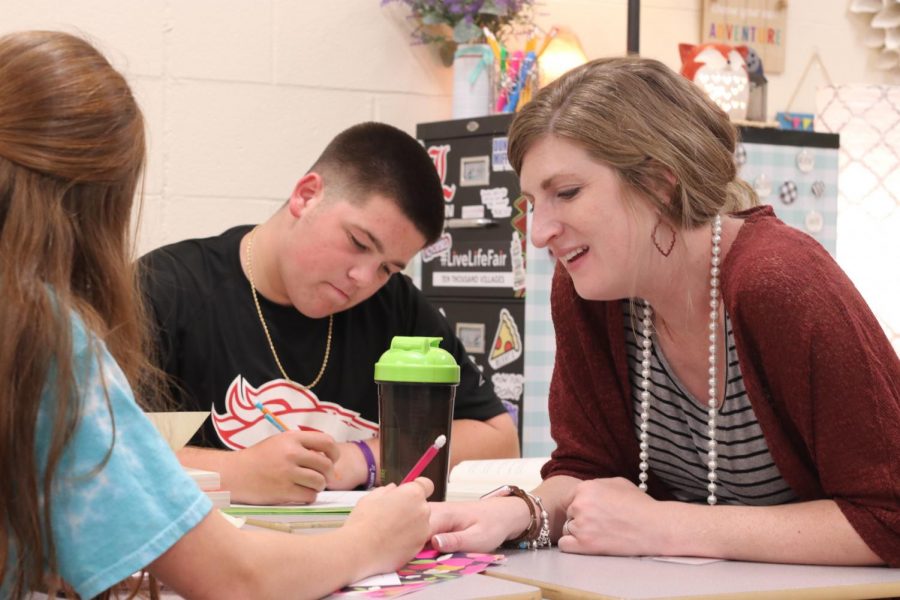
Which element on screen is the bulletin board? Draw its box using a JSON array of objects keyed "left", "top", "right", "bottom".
[
  {"left": 737, "top": 136, "right": 839, "bottom": 256},
  {"left": 701, "top": 0, "right": 788, "bottom": 74}
]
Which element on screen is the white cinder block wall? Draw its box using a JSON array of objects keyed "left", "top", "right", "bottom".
[{"left": 1, "top": 0, "right": 894, "bottom": 255}]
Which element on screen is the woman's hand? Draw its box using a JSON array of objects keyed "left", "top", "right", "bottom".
[
  {"left": 429, "top": 496, "right": 532, "bottom": 553},
  {"left": 558, "top": 477, "right": 670, "bottom": 556}
]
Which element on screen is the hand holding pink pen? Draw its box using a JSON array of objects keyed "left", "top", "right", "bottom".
[{"left": 401, "top": 434, "right": 447, "bottom": 484}]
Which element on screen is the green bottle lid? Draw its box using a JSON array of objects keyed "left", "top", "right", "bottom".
[{"left": 374, "top": 336, "right": 460, "bottom": 384}]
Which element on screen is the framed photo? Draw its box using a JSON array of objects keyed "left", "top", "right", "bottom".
[
  {"left": 460, "top": 155, "right": 490, "bottom": 187},
  {"left": 455, "top": 322, "right": 486, "bottom": 354}
]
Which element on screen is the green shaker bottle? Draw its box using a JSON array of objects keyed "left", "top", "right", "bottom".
[{"left": 374, "top": 336, "right": 460, "bottom": 501}]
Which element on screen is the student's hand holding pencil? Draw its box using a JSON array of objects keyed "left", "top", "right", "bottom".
[
  {"left": 226, "top": 430, "right": 340, "bottom": 505},
  {"left": 340, "top": 477, "right": 434, "bottom": 580}
]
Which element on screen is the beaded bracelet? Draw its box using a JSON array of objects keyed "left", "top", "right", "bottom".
[
  {"left": 480, "top": 485, "right": 551, "bottom": 549},
  {"left": 525, "top": 492, "right": 551, "bottom": 550},
  {"left": 353, "top": 440, "right": 377, "bottom": 490}
]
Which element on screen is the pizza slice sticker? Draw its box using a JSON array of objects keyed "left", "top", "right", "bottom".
[{"left": 488, "top": 308, "right": 523, "bottom": 370}]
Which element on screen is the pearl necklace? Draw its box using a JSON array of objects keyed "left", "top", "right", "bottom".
[{"left": 638, "top": 214, "right": 723, "bottom": 506}]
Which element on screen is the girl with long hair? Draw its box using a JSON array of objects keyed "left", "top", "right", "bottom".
[{"left": 0, "top": 30, "right": 433, "bottom": 599}]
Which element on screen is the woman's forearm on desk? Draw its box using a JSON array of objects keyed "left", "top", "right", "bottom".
[{"left": 667, "top": 499, "right": 884, "bottom": 565}]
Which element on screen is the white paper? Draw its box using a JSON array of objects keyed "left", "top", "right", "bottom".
[
  {"left": 231, "top": 490, "right": 367, "bottom": 512},
  {"left": 350, "top": 572, "right": 402, "bottom": 587},
  {"left": 647, "top": 556, "right": 723, "bottom": 565}
]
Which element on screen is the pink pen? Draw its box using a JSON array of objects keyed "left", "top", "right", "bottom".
[
  {"left": 401, "top": 434, "right": 447, "bottom": 483},
  {"left": 497, "top": 51, "right": 522, "bottom": 113}
]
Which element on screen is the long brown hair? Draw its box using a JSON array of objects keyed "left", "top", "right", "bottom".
[
  {"left": 508, "top": 56, "right": 757, "bottom": 229},
  {"left": 0, "top": 30, "right": 157, "bottom": 598}
]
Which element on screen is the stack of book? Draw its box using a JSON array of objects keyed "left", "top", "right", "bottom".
[
  {"left": 184, "top": 466, "right": 231, "bottom": 509},
  {"left": 223, "top": 490, "right": 367, "bottom": 534}
]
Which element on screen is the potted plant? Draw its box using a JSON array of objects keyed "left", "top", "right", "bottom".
[{"left": 382, "top": 0, "right": 535, "bottom": 66}]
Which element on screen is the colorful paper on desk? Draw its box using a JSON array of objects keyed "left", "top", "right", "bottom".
[
  {"left": 330, "top": 550, "right": 505, "bottom": 598},
  {"left": 145, "top": 411, "right": 208, "bottom": 451}
]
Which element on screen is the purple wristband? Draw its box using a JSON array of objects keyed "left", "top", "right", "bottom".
[{"left": 353, "top": 440, "right": 377, "bottom": 490}]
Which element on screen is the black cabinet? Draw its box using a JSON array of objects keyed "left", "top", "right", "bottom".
[{"left": 417, "top": 115, "right": 528, "bottom": 446}]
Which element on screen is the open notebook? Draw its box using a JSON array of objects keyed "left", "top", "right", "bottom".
[
  {"left": 224, "top": 490, "right": 367, "bottom": 525},
  {"left": 445, "top": 457, "right": 549, "bottom": 502}
]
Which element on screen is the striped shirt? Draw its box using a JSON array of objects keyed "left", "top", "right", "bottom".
[{"left": 623, "top": 300, "right": 797, "bottom": 505}]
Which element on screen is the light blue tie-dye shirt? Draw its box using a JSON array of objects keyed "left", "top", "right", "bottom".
[{"left": 3, "top": 313, "right": 211, "bottom": 599}]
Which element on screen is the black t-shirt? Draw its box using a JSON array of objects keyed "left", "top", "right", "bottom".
[{"left": 140, "top": 225, "right": 504, "bottom": 449}]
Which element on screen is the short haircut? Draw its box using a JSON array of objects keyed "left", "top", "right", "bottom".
[{"left": 310, "top": 122, "right": 444, "bottom": 245}]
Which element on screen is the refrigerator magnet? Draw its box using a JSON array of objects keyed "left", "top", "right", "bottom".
[
  {"left": 811, "top": 180, "right": 826, "bottom": 199},
  {"left": 511, "top": 232, "right": 526, "bottom": 292},
  {"left": 753, "top": 173, "right": 772, "bottom": 197},
  {"left": 491, "top": 372, "right": 525, "bottom": 402},
  {"left": 462, "top": 204, "right": 486, "bottom": 219},
  {"left": 456, "top": 322, "right": 486, "bottom": 354},
  {"left": 481, "top": 186, "right": 511, "bottom": 218},
  {"left": 421, "top": 232, "right": 453, "bottom": 263},
  {"left": 460, "top": 155, "right": 491, "bottom": 187},
  {"left": 427, "top": 144, "right": 456, "bottom": 203},
  {"left": 779, "top": 180, "right": 798, "bottom": 205},
  {"left": 492, "top": 137, "right": 513, "bottom": 171},
  {"left": 796, "top": 148, "right": 815, "bottom": 173},
  {"left": 488, "top": 308, "right": 523, "bottom": 370},
  {"left": 805, "top": 210, "right": 824, "bottom": 233}
]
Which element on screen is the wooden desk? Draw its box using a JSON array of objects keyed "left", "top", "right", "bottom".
[{"left": 484, "top": 549, "right": 900, "bottom": 599}]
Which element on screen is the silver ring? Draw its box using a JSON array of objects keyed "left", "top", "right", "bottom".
[{"left": 562, "top": 517, "right": 573, "bottom": 537}]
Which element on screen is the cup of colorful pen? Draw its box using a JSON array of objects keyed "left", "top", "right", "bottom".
[{"left": 484, "top": 27, "right": 544, "bottom": 114}]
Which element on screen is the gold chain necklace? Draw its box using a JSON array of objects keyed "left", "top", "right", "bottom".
[{"left": 245, "top": 227, "right": 333, "bottom": 388}]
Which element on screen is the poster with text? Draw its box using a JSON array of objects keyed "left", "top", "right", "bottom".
[{"left": 702, "top": 0, "right": 787, "bottom": 74}]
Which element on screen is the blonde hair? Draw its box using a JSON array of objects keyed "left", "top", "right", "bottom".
[
  {"left": 0, "top": 30, "right": 160, "bottom": 598},
  {"left": 508, "top": 56, "right": 757, "bottom": 229}
]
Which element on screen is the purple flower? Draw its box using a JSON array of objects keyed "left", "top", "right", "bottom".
[{"left": 382, "top": 0, "right": 535, "bottom": 50}]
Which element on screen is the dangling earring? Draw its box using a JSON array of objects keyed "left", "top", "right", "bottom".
[{"left": 651, "top": 216, "right": 676, "bottom": 257}]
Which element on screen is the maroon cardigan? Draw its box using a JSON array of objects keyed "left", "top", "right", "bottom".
[{"left": 542, "top": 205, "right": 900, "bottom": 566}]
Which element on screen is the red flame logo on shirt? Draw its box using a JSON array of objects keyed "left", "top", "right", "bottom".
[{"left": 212, "top": 376, "right": 378, "bottom": 450}]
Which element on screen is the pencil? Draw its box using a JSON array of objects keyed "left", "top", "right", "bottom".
[
  {"left": 481, "top": 26, "right": 501, "bottom": 62},
  {"left": 401, "top": 434, "right": 447, "bottom": 484},
  {"left": 536, "top": 26, "right": 559, "bottom": 58},
  {"left": 255, "top": 402, "right": 289, "bottom": 432},
  {"left": 253, "top": 401, "right": 341, "bottom": 480},
  {"left": 244, "top": 517, "right": 344, "bottom": 532}
]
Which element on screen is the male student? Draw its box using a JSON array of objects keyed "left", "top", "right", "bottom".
[{"left": 141, "top": 122, "right": 519, "bottom": 504}]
